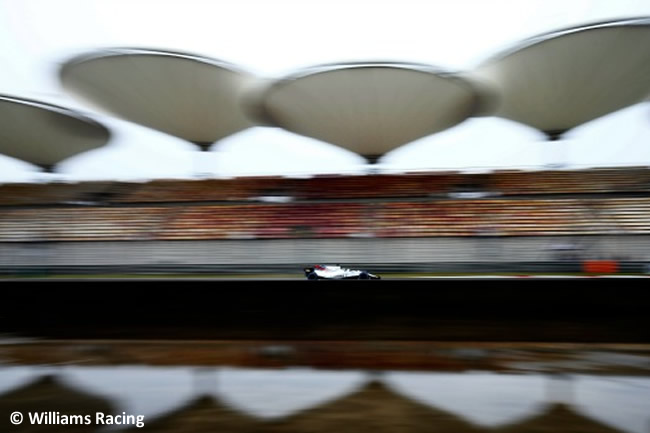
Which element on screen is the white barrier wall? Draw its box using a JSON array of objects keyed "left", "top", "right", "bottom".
[{"left": 0, "top": 236, "right": 648, "bottom": 266}]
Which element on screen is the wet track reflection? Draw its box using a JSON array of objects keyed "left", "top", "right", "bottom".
[
  {"left": 1, "top": 284, "right": 648, "bottom": 431},
  {"left": 1, "top": 345, "right": 649, "bottom": 433}
]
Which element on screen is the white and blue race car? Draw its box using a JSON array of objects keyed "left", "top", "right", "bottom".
[{"left": 303, "top": 264, "right": 381, "bottom": 280}]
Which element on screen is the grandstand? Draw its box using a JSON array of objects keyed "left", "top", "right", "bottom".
[
  {"left": 1, "top": 166, "right": 649, "bottom": 275},
  {"left": 1, "top": 17, "right": 649, "bottom": 276}
]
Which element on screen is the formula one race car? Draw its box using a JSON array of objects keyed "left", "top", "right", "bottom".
[{"left": 303, "top": 264, "right": 381, "bottom": 280}]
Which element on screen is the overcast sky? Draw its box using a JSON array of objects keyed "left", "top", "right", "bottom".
[{"left": 0, "top": 0, "right": 649, "bottom": 182}]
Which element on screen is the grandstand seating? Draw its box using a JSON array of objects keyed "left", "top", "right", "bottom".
[
  {"left": 0, "top": 207, "right": 168, "bottom": 242},
  {"left": 0, "top": 181, "right": 116, "bottom": 206},
  {"left": 1, "top": 167, "right": 649, "bottom": 242},
  {"left": 1, "top": 167, "right": 649, "bottom": 206},
  {"left": 1, "top": 197, "right": 649, "bottom": 242}
]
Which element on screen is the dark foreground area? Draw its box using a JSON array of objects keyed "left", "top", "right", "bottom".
[
  {"left": 1, "top": 280, "right": 648, "bottom": 342},
  {"left": 2, "top": 280, "right": 649, "bottom": 433}
]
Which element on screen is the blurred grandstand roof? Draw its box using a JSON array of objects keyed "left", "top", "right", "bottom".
[
  {"left": 1, "top": 0, "right": 650, "bottom": 181},
  {"left": 124, "top": 395, "right": 260, "bottom": 432},
  {"left": 474, "top": 17, "right": 650, "bottom": 139},
  {"left": 59, "top": 48, "right": 257, "bottom": 150},
  {"left": 275, "top": 379, "right": 483, "bottom": 433},
  {"left": 0, "top": 375, "right": 115, "bottom": 424},
  {"left": 494, "top": 403, "right": 626, "bottom": 433},
  {"left": 0, "top": 95, "right": 110, "bottom": 171},
  {"left": 257, "top": 63, "right": 482, "bottom": 162}
]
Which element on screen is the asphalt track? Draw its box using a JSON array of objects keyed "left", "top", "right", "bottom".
[
  {"left": 2, "top": 277, "right": 647, "bottom": 342},
  {"left": 2, "top": 274, "right": 649, "bottom": 281}
]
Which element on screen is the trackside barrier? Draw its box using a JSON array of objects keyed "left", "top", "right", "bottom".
[{"left": 1, "top": 261, "right": 647, "bottom": 276}]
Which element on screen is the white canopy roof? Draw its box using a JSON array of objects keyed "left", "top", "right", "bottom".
[
  {"left": 474, "top": 17, "right": 650, "bottom": 139},
  {"left": 259, "top": 63, "right": 481, "bottom": 161},
  {"left": 60, "top": 48, "right": 256, "bottom": 150},
  {"left": 0, "top": 95, "right": 110, "bottom": 171}
]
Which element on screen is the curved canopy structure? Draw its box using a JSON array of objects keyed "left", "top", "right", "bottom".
[
  {"left": 474, "top": 17, "right": 650, "bottom": 139},
  {"left": 0, "top": 95, "right": 110, "bottom": 171},
  {"left": 276, "top": 380, "right": 482, "bottom": 433},
  {"left": 495, "top": 403, "right": 624, "bottom": 433},
  {"left": 131, "top": 395, "right": 259, "bottom": 433},
  {"left": 60, "top": 48, "right": 256, "bottom": 150},
  {"left": 0, "top": 375, "right": 115, "bottom": 425},
  {"left": 260, "top": 62, "right": 481, "bottom": 162}
]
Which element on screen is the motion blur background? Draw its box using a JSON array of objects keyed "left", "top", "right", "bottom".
[
  {"left": 0, "top": 0, "right": 650, "bottom": 275},
  {"left": 1, "top": 0, "right": 650, "bottom": 432}
]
